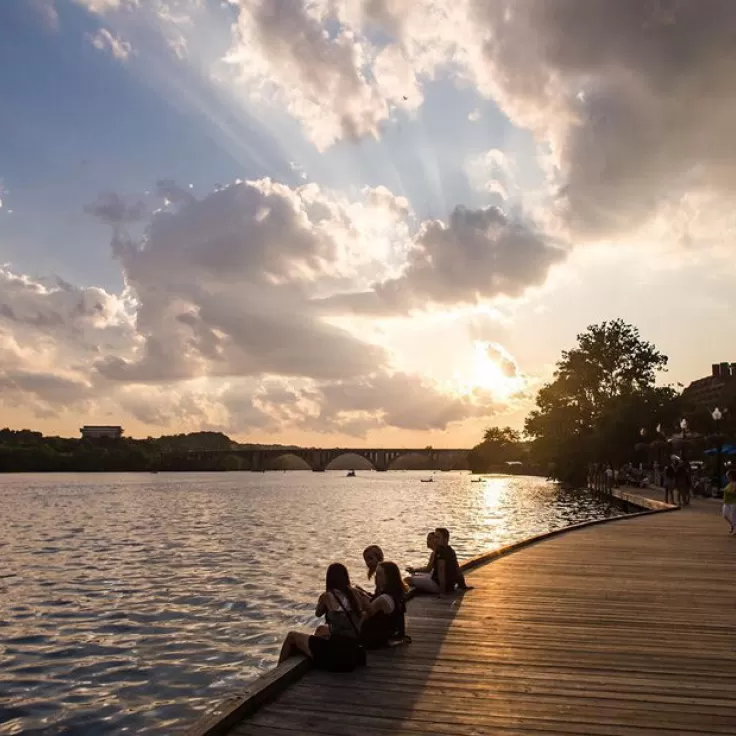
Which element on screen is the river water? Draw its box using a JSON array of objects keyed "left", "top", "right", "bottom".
[{"left": 1, "top": 471, "right": 622, "bottom": 734}]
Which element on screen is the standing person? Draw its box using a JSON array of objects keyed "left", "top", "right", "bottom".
[
  {"left": 722, "top": 470, "right": 736, "bottom": 534},
  {"left": 604, "top": 465, "right": 614, "bottom": 492},
  {"left": 360, "top": 561, "right": 409, "bottom": 648},
  {"left": 278, "top": 563, "right": 366, "bottom": 671},
  {"left": 675, "top": 461, "right": 691, "bottom": 506},
  {"left": 663, "top": 462, "right": 675, "bottom": 504}
]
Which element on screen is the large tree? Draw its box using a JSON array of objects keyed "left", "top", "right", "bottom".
[
  {"left": 468, "top": 425, "right": 522, "bottom": 473},
  {"left": 525, "top": 320, "right": 678, "bottom": 483}
]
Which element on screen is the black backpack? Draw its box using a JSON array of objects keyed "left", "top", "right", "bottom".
[{"left": 329, "top": 592, "right": 367, "bottom": 672}]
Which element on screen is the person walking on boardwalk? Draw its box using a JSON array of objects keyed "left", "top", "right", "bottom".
[{"left": 722, "top": 469, "right": 736, "bottom": 534}]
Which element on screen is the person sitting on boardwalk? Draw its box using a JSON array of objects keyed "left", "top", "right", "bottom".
[
  {"left": 433, "top": 527, "right": 473, "bottom": 593},
  {"left": 404, "top": 532, "right": 440, "bottom": 594},
  {"left": 722, "top": 469, "right": 736, "bottom": 534},
  {"left": 405, "top": 532, "right": 438, "bottom": 591},
  {"left": 278, "top": 563, "right": 366, "bottom": 671},
  {"left": 362, "top": 544, "right": 384, "bottom": 583},
  {"left": 355, "top": 544, "right": 384, "bottom": 604},
  {"left": 360, "top": 561, "right": 410, "bottom": 648}
]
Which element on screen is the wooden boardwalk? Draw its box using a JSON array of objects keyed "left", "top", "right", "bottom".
[{"left": 213, "top": 495, "right": 736, "bottom": 735}]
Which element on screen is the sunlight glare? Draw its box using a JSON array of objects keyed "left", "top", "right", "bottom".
[{"left": 467, "top": 341, "right": 525, "bottom": 400}]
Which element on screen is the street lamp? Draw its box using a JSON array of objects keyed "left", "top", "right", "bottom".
[
  {"left": 678, "top": 418, "right": 689, "bottom": 468},
  {"left": 712, "top": 407, "right": 724, "bottom": 493}
]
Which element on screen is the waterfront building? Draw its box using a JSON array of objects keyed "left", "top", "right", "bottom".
[{"left": 80, "top": 425, "right": 124, "bottom": 439}]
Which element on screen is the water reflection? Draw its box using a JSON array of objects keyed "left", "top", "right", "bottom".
[{"left": 0, "top": 471, "right": 621, "bottom": 735}]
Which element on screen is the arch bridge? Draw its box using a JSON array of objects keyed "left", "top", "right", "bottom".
[{"left": 182, "top": 447, "right": 470, "bottom": 472}]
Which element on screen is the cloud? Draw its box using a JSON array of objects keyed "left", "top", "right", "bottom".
[
  {"left": 310, "top": 371, "right": 502, "bottom": 436},
  {"left": 260, "top": 370, "right": 502, "bottom": 437},
  {"left": 88, "top": 178, "right": 398, "bottom": 384},
  {"left": 28, "top": 0, "right": 60, "bottom": 30},
  {"left": 386, "top": 0, "right": 736, "bottom": 243},
  {"left": 74, "top": 0, "right": 139, "bottom": 14},
  {"left": 215, "top": 1, "right": 736, "bottom": 243},
  {"left": 322, "top": 204, "right": 565, "bottom": 315},
  {"left": 465, "top": 149, "right": 516, "bottom": 201},
  {"left": 84, "top": 192, "right": 146, "bottom": 225},
  {"left": 0, "top": 267, "right": 137, "bottom": 419},
  {"left": 223, "top": 0, "right": 419, "bottom": 149},
  {"left": 87, "top": 28, "right": 134, "bottom": 60}
]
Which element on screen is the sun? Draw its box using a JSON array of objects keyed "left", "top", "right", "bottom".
[{"left": 470, "top": 341, "right": 523, "bottom": 400}]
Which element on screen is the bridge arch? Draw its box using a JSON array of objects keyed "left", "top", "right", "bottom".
[
  {"left": 387, "top": 451, "right": 435, "bottom": 471},
  {"left": 323, "top": 452, "right": 376, "bottom": 471}
]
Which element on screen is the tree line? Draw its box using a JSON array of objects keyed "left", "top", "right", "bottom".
[{"left": 0, "top": 430, "right": 294, "bottom": 473}]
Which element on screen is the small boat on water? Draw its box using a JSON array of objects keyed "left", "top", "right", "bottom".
[
  {"left": 420, "top": 477, "right": 433, "bottom": 483},
  {"left": 346, "top": 470, "right": 356, "bottom": 477}
]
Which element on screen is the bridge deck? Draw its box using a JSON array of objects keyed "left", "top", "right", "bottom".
[{"left": 220, "top": 495, "right": 735, "bottom": 736}]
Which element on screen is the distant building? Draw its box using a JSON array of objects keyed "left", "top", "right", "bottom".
[
  {"left": 682, "top": 363, "right": 736, "bottom": 410},
  {"left": 80, "top": 425, "right": 124, "bottom": 440}
]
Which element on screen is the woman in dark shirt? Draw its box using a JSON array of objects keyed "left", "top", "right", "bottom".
[
  {"left": 278, "top": 563, "right": 365, "bottom": 671},
  {"left": 360, "top": 561, "right": 408, "bottom": 648}
]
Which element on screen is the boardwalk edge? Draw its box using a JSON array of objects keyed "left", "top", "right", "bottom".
[{"left": 184, "top": 487, "right": 677, "bottom": 735}]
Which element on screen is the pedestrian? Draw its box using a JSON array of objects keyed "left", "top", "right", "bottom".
[
  {"left": 663, "top": 462, "right": 675, "bottom": 504},
  {"left": 722, "top": 469, "right": 736, "bottom": 535}
]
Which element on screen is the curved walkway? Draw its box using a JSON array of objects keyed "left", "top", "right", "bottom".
[{"left": 214, "top": 495, "right": 735, "bottom": 735}]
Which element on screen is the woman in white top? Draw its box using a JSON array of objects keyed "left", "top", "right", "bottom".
[{"left": 405, "top": 532, "right": 441, "bottom": 594}]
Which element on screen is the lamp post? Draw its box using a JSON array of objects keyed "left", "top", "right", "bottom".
[
  {"left": 639, "top": 427, "right": 647, "bottom": 468},
  {"left": 713, "top": 407, "right": 723, "bottom": 494},
  {"left": 679, "top": 417, "right": 689, "bottom": 462}
]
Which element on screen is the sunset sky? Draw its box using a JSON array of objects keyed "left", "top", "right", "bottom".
[{"left": 1, "top": 1, "right": 735, "bottom": 447}]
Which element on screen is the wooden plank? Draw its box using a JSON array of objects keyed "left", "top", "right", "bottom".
[
  {"left": 183, "top": 657, "right": 310, "bottom": 736},
  {"left": 192, "top": 493, "right": 736, "bottom": 736}
]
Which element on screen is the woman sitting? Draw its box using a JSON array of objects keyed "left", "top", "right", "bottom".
[
  {"left": 355, "top": 544, "right": 384, "bottom": 605},
  {"left": 360, "top": 561, "right": 410, "bottom": 649},
  {"left": 278, "top": 563, "right": 365, "bottom": 671}
]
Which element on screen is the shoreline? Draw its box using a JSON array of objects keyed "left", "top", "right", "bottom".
[{"left": 184, "top": 487, "right": 677, "bottom": 736}]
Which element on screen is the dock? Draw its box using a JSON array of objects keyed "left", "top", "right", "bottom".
[{"left": 188, "top": 492, "right": 736, "bottom": 735}]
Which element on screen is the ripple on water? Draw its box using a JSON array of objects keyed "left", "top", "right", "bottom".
[{"left": 0, "top": 471, "right": 622, "bottom": 735}]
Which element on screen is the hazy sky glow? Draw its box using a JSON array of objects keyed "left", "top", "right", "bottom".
[{"left": 1, "top": 0, "right": 735, "bottom": 446}]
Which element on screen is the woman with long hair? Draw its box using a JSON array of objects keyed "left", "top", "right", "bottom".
[
  {"left": 363, "top": 545, "right": 384, "bottom": 581},
  {"left": 354, "top": 544, "right": 384, "bottom": 606},
  {"left": 278, "top": 563, "right": 366, "bottom": 671},
  {"left": 360, "top": 561, "right": 409, "bottom": 649}
]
